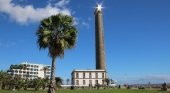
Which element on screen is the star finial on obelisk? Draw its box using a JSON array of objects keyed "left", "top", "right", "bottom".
[{"left": 96, "top": 4, "right": 103, "bottom": 11}]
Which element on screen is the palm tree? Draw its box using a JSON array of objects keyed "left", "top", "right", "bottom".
[{"left": 36, "top": 13, "right": 77, "bottom": 93}]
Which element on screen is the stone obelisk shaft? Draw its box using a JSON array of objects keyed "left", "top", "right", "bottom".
[{"left": 95, "top": 7, "right": 106, "bottom": 70}]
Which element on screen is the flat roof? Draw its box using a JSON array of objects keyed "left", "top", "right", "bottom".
[
  {"left": 72, "top": 69, "right": 106, "bottom": 72},
  {"left": 21, "top": 62, "right": 50, "bottom": 66}
]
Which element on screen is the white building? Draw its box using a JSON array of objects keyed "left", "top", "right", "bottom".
[
  {"left": 71, "top": 70, "right": 106, "bottom": 87},
  {"left": 8, "top": 62, "right": 51, "bottom": 80}
]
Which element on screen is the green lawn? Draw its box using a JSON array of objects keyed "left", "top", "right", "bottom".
[{"left": 0, "top": 89, "right": 170, "bottom": 93}]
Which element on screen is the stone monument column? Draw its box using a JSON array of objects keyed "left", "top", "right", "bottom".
[{"left": 95, "top": 4, "right": 106, "bottom": 70}]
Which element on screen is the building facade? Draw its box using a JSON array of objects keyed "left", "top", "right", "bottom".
[
  {"left": 8, "top": 62, "right": 51, "bottom": 80},
  {"left": 71, "top": 70, "right": 106, "bottom": 87}
]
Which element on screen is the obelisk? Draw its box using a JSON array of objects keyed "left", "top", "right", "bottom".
[{"left": 95, "top": 4, "right": 106, "bottom": 70}]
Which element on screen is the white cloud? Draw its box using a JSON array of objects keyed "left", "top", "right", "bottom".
[
  {"left": 81, "top": 17, "right": 93, "bottom": 29},
  {"left": 55, "top": 0, "right": 70, "bottom": 7},
  {"left": 73, "top": 17, "right": 79, "bottom": 25},
  {"left": 82, "top": 21, "right": 90, "bottom": 29},
  {"left": 0, "top": 42, "right": 16, "bottom": 48},
  {"left": 0, "top": 0, "right": 71, "bottom": 24},
  {"left": 87, "top": 17, "right": 92, "bottom": 21}
]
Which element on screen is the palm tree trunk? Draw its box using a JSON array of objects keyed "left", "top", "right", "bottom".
[
  {"left": 0, "top": 81, "right": 2, "bottom": 89},
  {"left": 48, "top": 57, "right": 56, "bottom": 93}
]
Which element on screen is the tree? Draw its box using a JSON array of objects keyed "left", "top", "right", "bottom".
[
  {"left": 42, "top": 77, "right": 50, "bottom": 90},
  {"left": 33, "top": 77, "right": 43, "bottom": 90},
  {"left": 21, "top": 64, "right": 27, "bottom": 70},
  {"left": 0, "top": 70, "right": 12, "bottom": 89},
  {"left": 23, "top": 79, "right": 29, "bottom": 90},
  {"left": 105, "top": 78, "right": 110, "bottom": 86},
  {"left": 10, "top": 65, "right": 14, "bottom": 70},
  {"left": 0, "top": 70, "right": 5, "bottom": 89},
  {"left": 55, "top": 77, "right": 63, "bottom": 88},
  {"left": 36, "top": 13, "right": 77, "bottom": 93},
  {"left": 161, "top": 82, "right": 167, "bottom": 91},
  {"left": 8, "top": 74, "right": 24, "bottom": 90}
]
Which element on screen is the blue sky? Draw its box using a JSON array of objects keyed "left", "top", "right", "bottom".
[{"left": 0, "top": 0, "right": 170, "bottom": 84}]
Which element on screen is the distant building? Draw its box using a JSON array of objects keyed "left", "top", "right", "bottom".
[
  {"left": 8, "top": 62, "right": 51, "bottom": 80},
  {"left": 71, "top": 70, "right": 106, "bottom": 87}
]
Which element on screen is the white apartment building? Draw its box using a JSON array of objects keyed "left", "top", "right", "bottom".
[
  {"left": 8, "top": 62, "right": 51, "bottom": 80},
  {"left": 71, "top": 70, "right": 106, "bottom": 87}
]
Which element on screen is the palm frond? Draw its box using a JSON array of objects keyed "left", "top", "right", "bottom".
[{"left": 36, "top": 13, "right": 77, "bottom": 58}]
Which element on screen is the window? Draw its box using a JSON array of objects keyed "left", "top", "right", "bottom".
[
  {"left": 76, "top": 80, "right": 79, "bottom": 85},
  {"left": 83, "top": 80, "right": 86, "bottom": 85},
  {"left": 76, "top": 72, "right": 79, "bottom": 78},
  {"left": 23, "top": 75, "right": 26, "bottom": 77},
  {"left": 34, "top": 69, "right": 38, "bottom": 71},
  {"left": 46, "top": 75, "right": 50, "bottom": 77},
  {"left": 89, "top": 72, "right": 91, "bottom": 78},
  {"left": 102, "top": 80, "right": 105, "bottom": 85},
  {"left": 83, "top": 73, "right": 85, "bottom": 78},
  {"left": 102, "top": 72, "right": 105, "bottom": 78},
  {"left": 15, "top": 70, "right": 18, "bottom": 73},
  {"left": 95, "top": 72, "right": 98, "bottom": 78},
  {"left": 34, "top": 75, "right": 37, "bottom": 77}
]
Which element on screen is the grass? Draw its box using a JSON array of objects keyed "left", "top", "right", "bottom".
[{"left": 0, "top": 89, "right": 170, "bottom": 93}]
